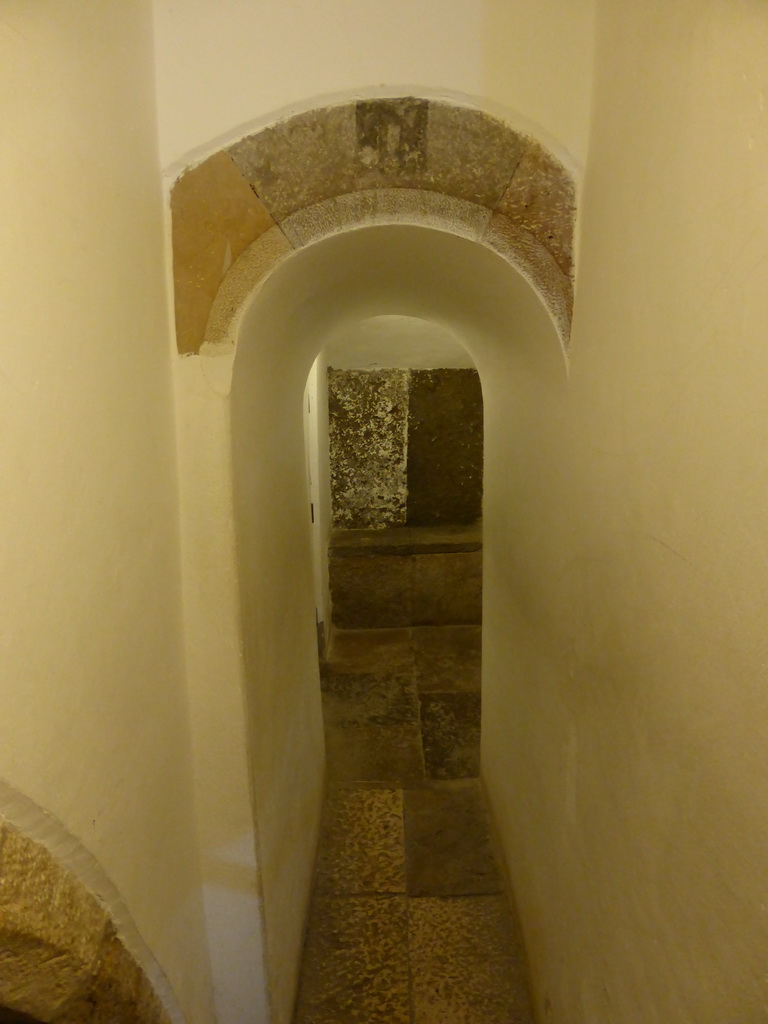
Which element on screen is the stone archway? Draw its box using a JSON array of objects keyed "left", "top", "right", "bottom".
[
  {"left": 0, "top": 821, "right": 170, "bottom": 1024},
  {"left": 170, "top": 96, "right": 576, "bottom": 361}
]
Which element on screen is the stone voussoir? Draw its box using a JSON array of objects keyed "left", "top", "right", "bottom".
[{"left": 495, "top": 139, "right": 576, "bottom": 277}]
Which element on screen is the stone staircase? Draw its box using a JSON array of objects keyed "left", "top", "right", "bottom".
[{"left": 292, "top": 524, "right": 535, "bottom": 1024}]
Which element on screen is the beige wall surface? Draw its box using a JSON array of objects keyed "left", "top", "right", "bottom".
[
  {"left": 0, "top": 4, "right": 211, "bottom": 1020},
  {"left": 483, "top": 1, "right": 768, "bottom": 1021},
  {"left": 152, "top": 0, "right": 594, "bottom": 169}
]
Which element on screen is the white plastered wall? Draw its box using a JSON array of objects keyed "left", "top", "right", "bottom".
[
  {"left": 0, "top": 4, "right": 211, "bottom": 1021},
  {"left": 152, "top": 0, "right": 595, "bottom": 170},
  {"left": 482, "top": 1, "right": 768, "bottom": 1020}
]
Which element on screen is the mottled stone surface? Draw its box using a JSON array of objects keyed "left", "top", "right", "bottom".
[
  {"left": 325, "top": 628, "right": 414, "bottom": 674},
  {"left": 483, "top": 213, "right": 573, "bottom": 347},
  {"left": 426, "top": 102, "right": 526, "bottom": 208},
  {"left": 496, "top": 141, "right": 575, "bottom": 277},
  {"left": 281, "top": 188, "right": 491, "bottom": 249},
  {"left": 329, "top": 554, "right": 413, "bottom": 629},
  {"left": 229, "top": 104, "right": 358, "bottom": 223},
  {"left": 419, "top": 692, "right": 481, "bottom": 779},
  {"left": 404, "top": 781, "right": 501, "bottom": 897},
  {"left": 321, "top": 671, "right": 420, "bottom": 729},
  {"left": 315, "top": 787, "right": 405, "bottom": 895},
  {"left": 170, "top": 151, "right": 276, "bottom": 354},
  {"left": 411, "top": 552, "right": 483, "bottom": 626},
  {"left": 409, "top": 897, "right": 534, "bottom": 1024},
  {"left": 407, "top": 369, "right": 483, "bottom": 526},
  {"left": 0, "top": 828, "right": 108, "bottom": 1019},
  {"left": 0, "top": 827, "right": 168, "bottom": 1024},
  {"left": 413, "top": 625, "right": 481, "bottom": 692},
  {"left": 295, "top": 895, "right": 410, "bottom": 1024},
  {"left": 325, "top": 722, "right": 425, "bottom": 784},
  {"left": 329, "top": 369, "right": 409, "bottom": 530}
]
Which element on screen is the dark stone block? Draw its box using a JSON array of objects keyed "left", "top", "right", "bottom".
[
  {"left": 407, "top": 368, "right": 483, "bottom": 526},
  {"left": 411, "top": 551, "right": 483, "bottom": 625},
  {"left": 419, "top": 691, "right": 481, "bottom": 779},
  {"left": 404, "top": 780, "right": 501, "bottom": 896},
  {"left": 413, "top": 625, "right": 482, "bottom": 691},
  {"left": 324, "top": 722, "right": 424, "bottom": 784},
  {"left": 355, "top": 98, "right": 429, "bottom": 186},
  {"left": 329, "top": 554, "right": 412, "bottom": 628}
]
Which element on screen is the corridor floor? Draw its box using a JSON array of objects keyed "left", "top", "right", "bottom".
[{"left": 292, "top": 623, "right": 535, "bottom": 1024}]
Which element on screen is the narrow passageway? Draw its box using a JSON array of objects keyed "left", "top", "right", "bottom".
[{"left": 293, "top": 525, "right": 535, "bottom": 1024}]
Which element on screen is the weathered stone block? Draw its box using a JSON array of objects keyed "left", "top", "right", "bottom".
[{"left": 496, "top": 140, "right": 575, "bottom": 276}]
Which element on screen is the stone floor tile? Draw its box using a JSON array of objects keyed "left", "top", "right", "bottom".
[
  {"left": 321, "top": 672, "right": 419, "bottom": 728},
  {"left": 294, "top": 895, "right": 410, "bottom": 1024},
  {"left": 315, "top": 787, "right": 405, "bottom": 896},
  {"left": 413, "top": 625, "right": 481, "bottom": 692},
  {"left": 411, "top": 552, "right": 482, "bottom": 625},
  {"left": 324, "top": 628, "right": 413, "bottom": 675},
  {"left": 325, "top": 722, "right": 425, "bottom": 784},
  {"left": 404, "top": 781, "right": 501, "bottom": 896},
  {"left": 329, "top": 554, "right": 413, "bottom": 628},
  {"left": 409, "top": 896, "right": 535, "bottom": 1024},
  {"left": 419, "top": 692, "right": 481, "bottom": 779}
]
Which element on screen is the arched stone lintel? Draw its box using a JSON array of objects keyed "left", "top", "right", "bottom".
[
  {"left": 197, "top": 189, "right": 572, "bottom": 397},
  {"left": 172, "top": 97, "right": 577, "bottom": 362},
  {"left": 0, "top": 789, "right": 181, "bottom": 1024}
]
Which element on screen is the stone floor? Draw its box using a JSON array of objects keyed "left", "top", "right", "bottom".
[{"left": 293, "top": 624, "right": 535, "bottom": 1024}]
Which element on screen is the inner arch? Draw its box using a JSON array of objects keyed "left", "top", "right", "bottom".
[{"left": 228, "top": 223, "right": 566, "bottom": 1022}]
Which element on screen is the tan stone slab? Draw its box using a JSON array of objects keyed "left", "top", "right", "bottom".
[
  {"left": 0, "top": 827, "right": 108, "bottom": 1019},
  {"left": 427, "top": 102, "right": 527, "bottom": 208},
  {"left": 496, "top": 140, "right": 575, "bottom": 277},
  {"left": 294, "top": 895, "right": 410, "bottom": 1024},
  {"left": 413, "top": 625, "right": 482, "bottom": 692},
  {"left": 324, "top": 721, "right": 424, "bottom": 784},
  {"left": 409, "top": 896, "right": 534, "bottom": 1024},
  {"left": 483, "top": 214, "right": 573, "bottom": 347},
  {"left": 324, "top": 628, "right": 414, "bottom": 674},
  {"left": 404, "top": 780, "right": 500, "bottom": 897},
  {"left": 315, "top": 787, "right": 405, "bottom": 896},
  {"left": 411, "top": 551, "right": 483, "bottom": 626},
  {"left": 229, "top": 104, "right": 358, "bottom": 223},
  {"left": 419, "top": 691, "right": 481, "bottom": 780},
  {"left": 171, "top": 151, "right": 276, "bottom": 354}
]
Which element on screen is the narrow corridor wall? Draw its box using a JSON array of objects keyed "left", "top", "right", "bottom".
[
  {"left": 482, "top": 1, "right": 768, "bottom": 1020},
  {"left": 0, "top": 5, "right": 211, "bottom": 1020}
]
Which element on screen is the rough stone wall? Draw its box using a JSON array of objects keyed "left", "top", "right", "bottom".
[
  {"left": 407, "top": 369, "right": 483, "bottom": 526},
  {"left": 328, "top": 368, "right": 483, "bottom": 528},
  {"left": 328, "top": 369, "right": 409, "bottom": 529}
]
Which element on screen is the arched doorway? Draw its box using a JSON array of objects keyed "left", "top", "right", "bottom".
[{"left": 172, "top": 97, "right": 574, "bottom": 1024}]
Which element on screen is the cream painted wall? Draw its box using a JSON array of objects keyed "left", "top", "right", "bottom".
[
  {"left": 152, "top": 0, "right": 594, "bottom": 169},
  {"left": 0, "top": 4, "right": 211, "bottom": 1020},
  {"left": 483, "top": 1, "right": 768, "bottom": 1020}
]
